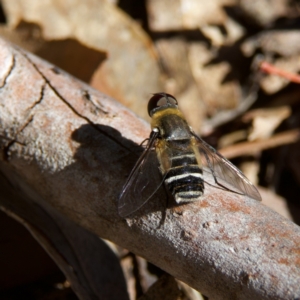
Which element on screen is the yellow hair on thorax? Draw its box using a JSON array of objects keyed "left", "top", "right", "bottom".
[{"left": 150, "top": 107, "right": 186, "bottom": 129}]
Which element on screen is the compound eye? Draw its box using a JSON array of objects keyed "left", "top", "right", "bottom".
[
  {"left": 165, "top": 93, "right": 178, "bottom": 106},
  {"left": 147, "top": 93, "right": 178, "bottom": 116}
]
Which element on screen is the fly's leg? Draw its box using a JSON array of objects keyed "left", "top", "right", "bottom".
[{"left": 140, "top": 138, "right": 149, "bottom": 148}]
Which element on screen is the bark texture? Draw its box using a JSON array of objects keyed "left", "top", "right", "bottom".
[{"left": 0, "top": 38, "right": 299, "bottom": 299}]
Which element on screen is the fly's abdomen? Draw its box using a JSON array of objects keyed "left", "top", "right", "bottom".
[{"left": 164, "top": 152, "right": 204, "bottom": 203}]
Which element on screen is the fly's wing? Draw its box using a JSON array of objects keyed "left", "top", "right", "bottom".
[
  {"left": 193, "top": 134, "right": 261, "bottom": 201},
  {"left": 118, "top": 134, "right": 163, "bottom": 217}
]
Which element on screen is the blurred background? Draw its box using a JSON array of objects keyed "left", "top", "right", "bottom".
[{"left": 0, "top": 0, "right": 300, "bottom": 299}]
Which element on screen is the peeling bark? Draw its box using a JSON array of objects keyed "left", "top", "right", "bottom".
[{"left": 0, "top": 38, "right": 299, "bottom": 299}]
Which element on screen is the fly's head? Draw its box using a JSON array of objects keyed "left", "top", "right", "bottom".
[{"left": 148, "top": 93, "right": 178, "bottom": 117}]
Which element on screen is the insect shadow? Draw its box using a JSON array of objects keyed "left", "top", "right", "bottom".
[{"left": 70, "top": 123, "right": 172, "bottom": 221}]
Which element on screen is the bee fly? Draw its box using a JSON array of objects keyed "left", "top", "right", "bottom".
[{"left": 119, "top": 93, "right": 261, "bottom": 217}]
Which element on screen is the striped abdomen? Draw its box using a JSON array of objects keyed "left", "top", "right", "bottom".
[{"left": 164, "top": 149, "right": 204, "bottom": 203}]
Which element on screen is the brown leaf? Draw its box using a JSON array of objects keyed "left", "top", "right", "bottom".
[
  {"left": 245, "top": 106, "right": 291, "bottom": 140},
  {"left": 147, "top": 0, "right": 237, "bottom": 31},
  {"left": 239, "top": 0, "right": 292, "bottom": 27},
  {"left": 2, "top": 0, "right": 163, "bottom": 120},
  {"left": 188, "top": 42, "right": 241, "bottom": 117}
]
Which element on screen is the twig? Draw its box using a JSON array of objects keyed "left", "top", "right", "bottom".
[
  {"left": 260, "top": 61, "right": 300, "bottom": 84},
  {"left": 219, "top": 129, "right": 300, "bottom": 159}
]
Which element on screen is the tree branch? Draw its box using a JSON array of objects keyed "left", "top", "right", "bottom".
[{"left": 0, "top": 38, "right": 299, "bottom": 299}]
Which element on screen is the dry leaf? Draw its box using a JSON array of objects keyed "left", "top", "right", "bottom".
[
  {"left": 244, "top": 106, "right": 291, "bottom": 141},
  {"left": 155, "top": 38, "right": 206, "bottom": 131},
  {"left": 201, "top": 17, "right": 245, "bottom": 47},
  {"left": 242, "top": 30, "right": 300, "bottom": 93},
  {"left": 259, "top": 56, "right": 300, "bottom": 93},
  {"left": 2, "top": 0, "right": 163, "bottom": 120},
  {"left": 147, "top": 0, "right": 237, "bottom": 31},
  {"left": 242, "top": 30, "right": 300, "bottom": 57},
  {"left": 239, "top": 0, "right": 294, "bottom": 27},
  {"left": 188, "top": 42, "right": 241, "bottom": 117}
]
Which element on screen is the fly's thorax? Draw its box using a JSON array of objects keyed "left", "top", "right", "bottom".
[{"left": 151, "top": 108, "right": 191, "bottom": 140}]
